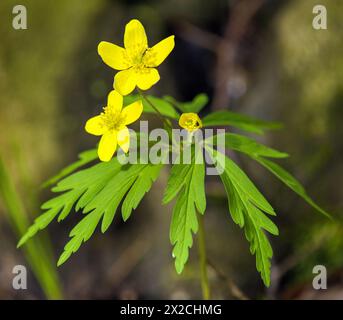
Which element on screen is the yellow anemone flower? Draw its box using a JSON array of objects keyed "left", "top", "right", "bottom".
[
  {"left": 85, "top": 90, "right": 143, "bottom": 162},
  {"left": 98, "top": 19, "right": 175, "bottom": 96},
  {"left": 179, "top": 113, "right": 202, "bottom": 132}
]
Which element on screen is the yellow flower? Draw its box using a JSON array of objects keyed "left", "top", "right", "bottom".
[
  {"left": 85, "top": 90, "right": 143, "bottom": 161},
  {"left": 179, "top": 113, "right": 202, "bottom": 132},
  {"left": 98, "top": 19, "right": 175, "bottom": 96}
]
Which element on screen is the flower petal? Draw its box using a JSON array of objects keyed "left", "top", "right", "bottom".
[
  {"left": 122, "top": 100, "right": 143, "bottom": 125},
  {"left": 136, "top": 68, "right": 160, "bottom": 90},
  {"left": 98, "top": 41, "right": 129, "bottom": 70},
  {"left": 114, "top": 69, "right": 137, "bottom": 96},
  {"left": 98, "top": 131, "right": 117, "bottom": 162},
  {"left": 124, "top": 19, "right": 148, "bottom": 51},
  {"left": 85, "top": 115, "right": 105, "bottom": 136},
  {"left": 143, "top": 35, "right": 175, "bottom": 67},
  {"left": 107, "top": 90, "right": 123, "bottom": 113},
  {"left": 117, "top": 126, "right": 130, "bottom": 153}
]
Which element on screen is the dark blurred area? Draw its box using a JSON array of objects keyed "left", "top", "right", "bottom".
[{"left": 0, "top": 0, "right": 342, "bottom": 299}]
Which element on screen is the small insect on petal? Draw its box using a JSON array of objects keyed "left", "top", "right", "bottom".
[
  {"left": 98, "top": 19, "right": 175, "bottom": 95},
  {"left": 143, "top": 35, "right": 175, "bottom": 67}
]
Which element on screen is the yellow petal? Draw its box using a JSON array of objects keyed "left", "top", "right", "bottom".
[
  {"left": 85, "top": 115, "right": 105, "bottom": 136},
  {"left": 143, "top": 35, "right": 175, "bottom": 67},
  {"left": 114, "top": 69, "right": 137, "bottom": 96},
  {"left": 121, "top": 100, "right": 143, "bottom": 125},
  {"left": 124, "top": 19, "right": 148, "bottom": 51},
  {"left": 98, "top": 41, "right": 129, "bottom": 70},
  {"left": 98, "top": 131, "right": 117, "bottom": 162},
  {"left": 107, "top": 90, "right": 123, "bottom": 113},
  {"left": 179, "top": 113, "right": 202, "bottom": 132},
  {"left": 136, "top": 68, "right": 160, "bottom": 91},
  {"left": 117, "top": 126, "right": 130, "bottom": 153}
]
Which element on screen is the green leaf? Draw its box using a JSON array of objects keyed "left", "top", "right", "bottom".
[
  {"left": 163, "top": 151, "right": 206, "bottom": 274},
  {"left": 209, "top": 133, "right": 289, "bottom": 158},
  {"left": 57, "top": 164, "right": 149, "bottom": 266},
  {"left": 208, "top": 132, "right": 331, "bottom": 218},
  {"left": 84, "top": 167, "right": 142, "bottom": 233},
  {"left": 164, "top": 93, "right": 209, "bottom": 113},
  {"left": 253, "top": 157, "right": 331, "bottom": 219},
  {"left": 122, "top": 164, "right": 163, "bottom": 221},
  {"left": 124, "top": 94, "right": 180, "bottom": 120},
  {"left": 222, "top": 154, "right": 275, "bottom": 215},
  {"left": 243, "top": 205, "right": 275, "bottom": 287},
  {"left": 41, "top": 149, "right": 97, "bottom": 188},
  {"left": 202, "top": 111, "right": 282, "bottom": 134},
  {"left": 19, "top": 156, "right": 163, "bottom": 266},
  {"left": 18, "top": 159, "right": 122, "bottom": 247},
  {"left": 163, "top": 164, "right": 194, "bottom": 204},
  {"left": 220, "top": 173, "right": 244, "bottom": 227},
  {"left": 57, "top": 209, "right": 103, "bottom": 266},
  {"left": 207, "top": 147, "right": 277, "bottom": 286},
  {"left": 237, "top": 192, "right": 277, "bottom": 287}
]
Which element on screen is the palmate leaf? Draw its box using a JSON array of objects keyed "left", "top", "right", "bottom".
[
  {"left": 206, "top": 147, "right": 277, "bottom": 286},
  {"left": 210, "top": 132, "right": 331, "bottom": 218},
  {"left": 163, "top": 150, "right": 206, "bottom": 273},
  {"left": 18, "top": 157, "right": 163, "bottom": 266},
  {"left": 18, "top": 160, "right": 121, "bottom": 247},
  {"left": 202, "top": 111, "right": 282, "bottom": 134},
  {"left": 206, "top": 128, "right": 331, "bottom": 285}
]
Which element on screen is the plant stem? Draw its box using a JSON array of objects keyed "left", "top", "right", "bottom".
[
  {"left": 197, "top": 212, "right": 210, "bottom": 300},
  {"left": 137, "top": 89, "right": 173, "bottom": 129}
]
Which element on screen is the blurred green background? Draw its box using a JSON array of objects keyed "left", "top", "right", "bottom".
[{"left": 0, "top": 0, "right": 342, "bottom": 299}]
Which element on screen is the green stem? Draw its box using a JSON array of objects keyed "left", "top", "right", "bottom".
[
  {"left": 197, "top": 213, "right": 210, "bottom": 300},
  {"left": 137, "top": 89, "right": 173, "bottom": 129}
]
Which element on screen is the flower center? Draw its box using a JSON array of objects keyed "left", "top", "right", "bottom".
[
  {"left": 142, "top": 48, "right": 157, "bottom": 66},
  {"left": 124, "top": 45, "right": 158, "bottom": 69},
  {"left": 125, "top": 42, "right": 147, "bottom": 66},
  {"left": 100, "top": 107, "right": 126, "bottom": 132},
  {"left": 184, "top": 119, "right": 199, "bottom": 131}
]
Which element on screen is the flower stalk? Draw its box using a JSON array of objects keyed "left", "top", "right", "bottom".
[
  {"left": 137, "top": 88, "right": 173, "bottom": 130},
  {"left": 197, "top": 212, "right": 211, "bottom": 300}
]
